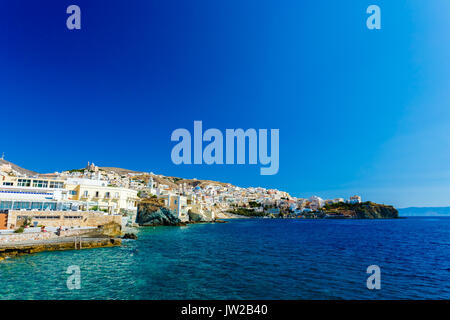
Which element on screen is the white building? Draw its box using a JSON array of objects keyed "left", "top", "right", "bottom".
[
  {"left": 0, "top": 177, "right": 73, "bottom": 211},
  {"left": 349, "top": 195, "right": 362, "bottom": 204}
]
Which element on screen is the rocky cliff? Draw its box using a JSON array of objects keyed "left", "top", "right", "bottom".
[
  {"left": 136, "top": 198, "right": 184, "bottom": 226},
  {"left": 323, "top": 202, "right": 398, "bottom": 219}
]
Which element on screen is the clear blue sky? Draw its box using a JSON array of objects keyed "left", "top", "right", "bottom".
[{"left": 1, "top": 1, "right": 449, "bottom": 208}]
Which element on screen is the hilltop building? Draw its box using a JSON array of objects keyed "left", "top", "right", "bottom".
[{"left": 349, "top": 195, "right": 362, "bottom": 204}]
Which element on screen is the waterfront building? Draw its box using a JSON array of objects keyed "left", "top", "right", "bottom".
[
  {"left": 0, "top": 175, "right": 138, "bottom": 215},
  {"left": 65, "top": 182, "right": 138, "bottom": 215},
  {"left": 0, "top": 176, "right": 73, "bottom": 211}
]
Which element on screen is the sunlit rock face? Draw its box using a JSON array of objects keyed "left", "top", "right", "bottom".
[{"left": 136, "top": 199, "right": 184, "bottom": 226}]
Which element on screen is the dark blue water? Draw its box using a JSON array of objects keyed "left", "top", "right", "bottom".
[{"left": 1, "top": 217, "right": 449, "bottom": 299}]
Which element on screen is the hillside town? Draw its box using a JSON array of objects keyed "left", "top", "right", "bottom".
[{"left": 0, "top": 156, "right": 364, "bottom": 231}]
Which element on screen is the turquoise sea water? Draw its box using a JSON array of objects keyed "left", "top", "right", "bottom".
[{"left": 1, "top": 217, "right": 449, "bottom": 300}]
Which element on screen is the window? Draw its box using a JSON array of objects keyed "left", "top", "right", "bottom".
[
  {"left": 17, "top": 179, "right": 31, "bottom": 187},
  {"left": 49, "top": 181, "right": 64, "bottom": 189},
  {"left": 114, "top": 192, "right": 119, "bottom": 198},
  {"left": 70, "top": 190, "right": 77, "bottom": 195},
  {"left": 31, "top": 202, "right": 43, "bottom": 210},
  {"left": 2, "top": 182, "right": 13, "bottom": 186},
  {"left": 34, "top": 216, "right": 61, "bottom": 219},
  {"left": 0, "top": 201, "right": 12, "bottom": 210},
  {"left": 105, "top": 192, "right": 110, "bottom": 199},
  {"left": 83, "top": 191, "right": 89, "bottom": 197},
  {"left": 95, "top": 191, "right": 100, "bottom": 198},
  {"left": 32, "top": 180, "right": 48, "bottom": 188},
  {"left": 13, "top": 202, "right": 31, "bottom": 210},
  {"left": 42, "top": 202, "right": 57, "bottom": 211}
]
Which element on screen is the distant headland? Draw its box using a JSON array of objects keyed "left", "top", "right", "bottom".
[{"left": 228, "top": 201, "right": 398, "bottom": 219}]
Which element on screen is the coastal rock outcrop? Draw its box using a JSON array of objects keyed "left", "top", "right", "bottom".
[
  {"left": 353, "top": 202, "right": 398, "bottom": 219},
  {"left": 122, "top": 233, "right": 138, "bottom": 240},
  {"left": 136, "top": 199, "right": 184, "bottom": 226},
  {"left": 188, "top": 209, "right": 210, "bottom": 222},
  {"left": 323, "top": 202, "right": 398, "bottom": 219}
]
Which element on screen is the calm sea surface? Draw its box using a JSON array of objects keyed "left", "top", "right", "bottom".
[{"left": 1, "top": 217, "right": 449, "bottom": 299}]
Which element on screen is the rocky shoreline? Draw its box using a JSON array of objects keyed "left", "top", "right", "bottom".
[{"left": 136, "top": 198, "right": 232, "bottom": 226}]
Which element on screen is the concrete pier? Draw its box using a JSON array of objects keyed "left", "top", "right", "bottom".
[{"left": 0, "top": 236, "right": 121, "bottom": 261}]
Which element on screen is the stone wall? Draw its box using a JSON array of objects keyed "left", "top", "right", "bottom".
[
  {"left": 0, "top": 237, "right": 122, "bottom": 261},
  {"left": 6, "top": 210, "right": 122, "bottom": 229},
  {"left": 0, "top": 228, "right": 94, "bottom": 244}
]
